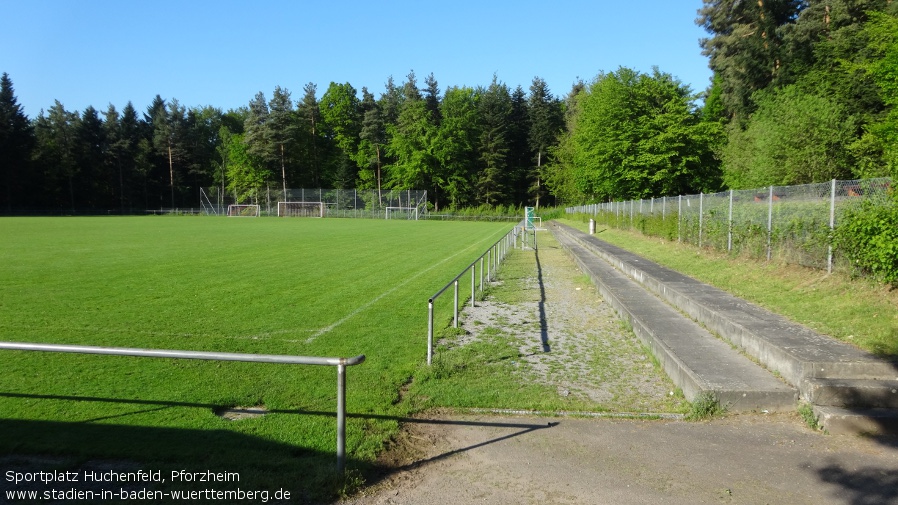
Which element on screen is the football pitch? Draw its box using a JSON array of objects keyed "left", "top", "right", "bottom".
[{"left": 0, "top": 216, "right": 513, "bottom": 497}]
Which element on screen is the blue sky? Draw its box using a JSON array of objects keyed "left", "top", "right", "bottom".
[{"left": 2, "top": 1, "right": 713, "bottom": 119}]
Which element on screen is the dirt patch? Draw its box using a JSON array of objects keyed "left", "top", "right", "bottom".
[{"left": 213, "top": 405, "right": 268, "bottom": 421}]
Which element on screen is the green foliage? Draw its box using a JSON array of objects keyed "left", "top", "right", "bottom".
[
  {"left": 834, "top": 194, "right": 898, "bottom": 285},
  {"left": 685, "top": 391, "right": 726, "bottom": 421},
  {"left": 798, "top": 402, "right": 820, "bottom": 431},
  {"left": 569, "top": 67, "right": 723, "bottom": 202},
  {"left": 223, "top": 132, "right": 270, "bottom": 203},
  {"left": 860, "top": 10, "right": 898, "bottom": 176},
  {"left": 722, "top": 86, "right": 858, "bottom": 188},
  {"left": 697, "top": 0, "right": 804, "bottom": 122}
]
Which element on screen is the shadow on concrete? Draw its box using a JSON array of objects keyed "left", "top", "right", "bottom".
[{"left": 811, "top": 457, "right": 898, "bottom": 505}]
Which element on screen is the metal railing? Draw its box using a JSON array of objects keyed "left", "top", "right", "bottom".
[
  {"left": 0, "top": 341, "right": 365, "bottom": 473},
  {"left": 426, "top": 225, "right": 523, "bottom": 365}
]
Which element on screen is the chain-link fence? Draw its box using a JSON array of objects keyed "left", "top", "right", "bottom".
[
  {"left": 566, "top": 178, "right": 893, "bottom": 273},
  {"left": 198, "top": 188, "right": 428, "bottom": 219}
]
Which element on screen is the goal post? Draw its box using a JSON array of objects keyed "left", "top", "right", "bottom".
[
  {"left": 278, "top": 201, "right": 325, "bottom": 218},
  {"left": 227, "top": 204, "right": 260, "bottom": 217},
  {"left": 385, "top": 206, "right": 418, "bottom": 220}
]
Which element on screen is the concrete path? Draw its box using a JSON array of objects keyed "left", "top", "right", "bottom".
[{"left": 341, "top": 413, "right": 898, "bottom": 505}]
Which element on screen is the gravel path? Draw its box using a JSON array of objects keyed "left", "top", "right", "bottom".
[{"left": 449, "top": 229, "right": 685, "bottom": 413}]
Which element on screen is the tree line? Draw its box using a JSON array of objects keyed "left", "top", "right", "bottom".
[
  {"left": 2, "top": 1, "right": 896, "bottom": 215},
  {"left": 0, "top": 71, "right": 565, "bottom": 214}
]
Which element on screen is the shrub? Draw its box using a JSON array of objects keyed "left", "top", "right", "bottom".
[{"left": 835, "top": 195, "right": 898, "bottom": 285}]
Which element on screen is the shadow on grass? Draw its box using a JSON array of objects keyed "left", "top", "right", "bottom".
[
  {"left": 534, "top": 243, "right": 551, "bottom": 353},
  {"left": 0, "top": 392, "right": 556, "bottom": 503},
  {"left": 0, "top": 417, "right": 330, "bottom": 503}
]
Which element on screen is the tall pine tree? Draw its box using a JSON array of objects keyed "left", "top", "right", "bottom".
[{"left": 0, "top": 73, "right": 34, "bottom": 212}]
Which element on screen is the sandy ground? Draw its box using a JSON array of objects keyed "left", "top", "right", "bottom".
[{"left": 340, "top": 230, "right": 898, "bottom": 505}]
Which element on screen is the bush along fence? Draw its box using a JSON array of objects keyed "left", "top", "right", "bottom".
[{"left": 566, "top": 178, "right": 894, "bottom": 277}]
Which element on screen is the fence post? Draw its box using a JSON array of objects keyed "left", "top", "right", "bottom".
[
  {"left": 829, "top": 179, "right": 836, "bottom": 274},
  {"left": 699, "top": 193, "right": 704, "bottom": 249},
  {"left": 767, "top": 185, "right": 774, "bottom": 262},
  {"left": 678, "top": 195, "right": 682, "bottom": 243},
  {"left": 728, "top": 189, "right": 734, "bottom": 252}
]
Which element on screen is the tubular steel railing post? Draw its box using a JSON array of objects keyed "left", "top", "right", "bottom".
[
  {"left": 336, "top": 363, "right": 346, "bottom": 473},
  {"left": 471, "top": 266, "right": 475, "bottom": 308},
  {"left": 427, "top": 300, "right": 434, "bottom": 365},
  {"left": 487, "top": 249, "right": 491, "bottom": 281},
  {"left": 479, "top": 257, "right": 484, "bottom": 293},
  {"left": 453, "top": 280, "right": 459, "bottom": 328}
]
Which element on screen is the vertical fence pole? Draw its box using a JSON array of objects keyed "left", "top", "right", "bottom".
[
  {"left": 728, "top": 189, "right": 734, "bottom": 252},
  {"left": 767, "top": 185, "right": 774, "bottom": 262},
  {"left": 828, "top": 179, "right": 836, "bottom": 274},
  {"left": 336, "top": 363, "right": 346, "bottom": 473},
  {"left": 427, "top": 301, "right": 433, "bottom": 365},
  {"left": 678, "top": 195, "right": 682, "bottom": 243},
  {"left": 453, "top": 280, "right": 459, "bottom": 328},
  {"left": 699, "top": 193, "right": 704, "bottom": 249}
]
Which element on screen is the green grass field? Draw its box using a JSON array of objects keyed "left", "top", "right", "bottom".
[{"left": 0, "top": 216, "right": 512, "bottom": 500}]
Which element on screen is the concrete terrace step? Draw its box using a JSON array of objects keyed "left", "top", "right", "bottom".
[
  {"left": 813, "top": 406, "right": 898, "bottom": 435},
  {"left": 552, "top": 222, "right": 898, "bottom": 389},
  {"left": 550, "top": 225, "right": 797, "bottom": 412},
  {"left": 802, "top": 378, "right": 898, "bottom": 409}
]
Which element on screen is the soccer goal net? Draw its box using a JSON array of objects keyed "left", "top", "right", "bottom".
[
  {"left": 385, "top": 206, "right": 419, "bottom": 220},
  {"left": 227, "top": 204, "right": 260, "bottom": 217},
  {"left": 278, "top": 201, "right": 325, "bottom": 218}
]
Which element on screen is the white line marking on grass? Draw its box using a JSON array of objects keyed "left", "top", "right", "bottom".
[{"left": 305, "top": 229, "right": 508, "bottom": 343}]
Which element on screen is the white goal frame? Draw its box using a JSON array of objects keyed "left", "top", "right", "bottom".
[
  {"left": 385, "top": 206, "right": 419, "bottom": 220},
  {"left": 227, "top": 204, "right": 260, "bottom": 217},
  {"left": 278, "top": 201, "right": 325, "bottom": 218}
]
